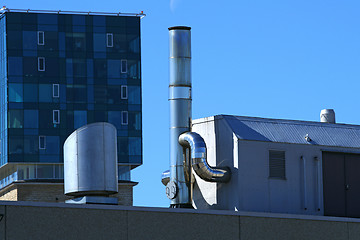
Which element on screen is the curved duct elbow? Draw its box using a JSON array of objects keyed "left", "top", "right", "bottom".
[{"left": 179, "top": 132, "right": 231, "bottom": 183}]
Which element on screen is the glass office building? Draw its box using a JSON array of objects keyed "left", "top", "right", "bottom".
[{"left": 0, "top": 9, "right": 143, "bottom": 189}]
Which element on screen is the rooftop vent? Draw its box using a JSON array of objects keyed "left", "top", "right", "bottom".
[
  {"left": 320, "top": 109, "right": 335, "bottom": 124},
  {"left": 64, "top": 122, "right": 118, "bottom": 205}
]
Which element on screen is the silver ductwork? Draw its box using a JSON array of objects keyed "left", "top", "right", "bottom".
[
  {"left": 167, "top": 26, "right": 231, "bottom": 208},
  {"left": 179, "top": 132, "right": 231, "bottom": 182},
  {"left": 168, "top": 26, "right": 192, "bottom": 208}
]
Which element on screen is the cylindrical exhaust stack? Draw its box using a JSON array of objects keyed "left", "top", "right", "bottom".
[
  {"left": 320, "top": 109, "right": 336, "bottom": 123},
  {"left": 168, "top": 26, "right": 192, "bottom": 208}
]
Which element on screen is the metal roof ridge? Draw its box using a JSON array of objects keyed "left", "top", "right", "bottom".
[{"left": 218, "top": 114, "right": 360, "bottom": 129}]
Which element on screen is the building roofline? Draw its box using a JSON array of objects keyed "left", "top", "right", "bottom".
[{"left": 0, "top": 7, "right": 146, "bottom": 18}]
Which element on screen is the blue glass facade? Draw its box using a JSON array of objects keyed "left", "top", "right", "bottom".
[{"left": 0, "top": 11, "right": 142, "bottom": 188}]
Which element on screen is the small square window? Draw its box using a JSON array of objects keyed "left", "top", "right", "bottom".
[
  {"left": 38, "top": 57, "right": 45, "bottom": 71},
  {"left": 121, "top": 59, "right": 127, "bottom": 73},
  {"left": 39, "top": 136, "right": 46, "bottom": 149},
  {"left": 53, "top": 110, "right": 60, "bottom": 124},
  {"left": 107, "top": 33, "right": 113, "bottom": 47},
  {"left": 121, "top": 85, "right": 128, "bottom": 99},
  {"left": 121, "top": 111, "right": 128, "bottom": 125},
  {"left": 53, "top": 84, "right": 59, "bottom": 98},
  {"left": 38, "top": 31, "right": 44, "bottom": 45}
]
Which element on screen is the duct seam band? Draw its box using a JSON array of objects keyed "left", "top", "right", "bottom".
[{"left": 169, "top": 86, "right": 191, "bottom": 99}]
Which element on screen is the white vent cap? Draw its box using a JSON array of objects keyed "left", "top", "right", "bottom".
[{"left": 320, "top": 109, "right": 335, "bottom": 123}]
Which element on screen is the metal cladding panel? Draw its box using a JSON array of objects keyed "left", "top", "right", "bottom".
[
  {"left": 221, "top": 115, "right": 360, "bottom": 148},
  {"left": 63, "top": 133, "right": 78, "bottom": 194},
  {"left": 64, "top": 122, "right": 118, "bottom": 196}
]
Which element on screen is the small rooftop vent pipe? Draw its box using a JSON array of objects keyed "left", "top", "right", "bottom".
[
  {"left": 320, "top": 109, "right": 336, "bottom": 123},
  {"left": 64, "top": 122, "right": 118, "bottom": 205},
  {"left": 166, "top": 26, "right": 231, "bottom": 208}
]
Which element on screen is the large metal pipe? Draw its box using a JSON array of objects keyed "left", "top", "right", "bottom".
[
  {"left": 179, "top": 132, "right": 231, "bottom": 182},
  {"left": 168, "top": 26, "right": 192, "bottom": 208}
]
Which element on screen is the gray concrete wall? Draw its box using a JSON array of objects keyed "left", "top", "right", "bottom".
[{"left": 1, "top": 201, "right": 360, "bottom": 240}]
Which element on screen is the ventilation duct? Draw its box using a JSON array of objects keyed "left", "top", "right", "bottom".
[
  {"left": 179, "top": 132, "right": 231, "bottom": 182},
  {"left": 166, "top": 26, "right": 231, "bottom": 208},
  {"left": 64, "top": 122, "right": 118, "bottom": 205}
]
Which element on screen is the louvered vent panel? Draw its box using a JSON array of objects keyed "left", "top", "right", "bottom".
[{"left": 269, "top": 150, "right": 286, "bottom": 179}]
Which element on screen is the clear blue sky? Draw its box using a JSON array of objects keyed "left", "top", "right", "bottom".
[{"left": 4, "top": 0, "right": 360, "bottom": 207}]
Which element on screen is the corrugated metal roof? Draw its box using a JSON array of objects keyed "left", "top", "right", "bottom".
[{"left": 221, "top": 115, "right": 360, "bottom": 148}]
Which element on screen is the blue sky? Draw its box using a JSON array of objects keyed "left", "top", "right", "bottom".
[{"left": 3, "top": 0, "right": 360, "bottom": 207}]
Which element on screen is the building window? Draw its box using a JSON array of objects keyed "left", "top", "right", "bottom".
[
  {"left": 53, "top": 110, "right": 60, "bottom": 124},
  {"left": 106, "top": 33, "right": 113, "bottom": 47},
  {"left": 121, "top": 111, "right": 128, "bottom": 125},
  {"left": 121, "top": 59, "right": 127, "bottom": 73},
  {"left": 269, "top": 150, "right": 286, "bottom": 179},
  {"left": 39, "top": 136, "right": 46, "bottom": 149},
  {"left": 121, "top": 85, "right": 128, "bottom": 99},
  {"left": 37, "top": 31, "right": 44, "bottom": 45},
  {"left": 53, "top": 84, "right": 59, "bottom": 98},
  {"left": 38, "top": 57, "right": 45, "bottom": 71}
]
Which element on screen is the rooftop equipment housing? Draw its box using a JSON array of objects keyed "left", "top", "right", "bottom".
[{"left": 64, "top": 122, "right": 118, "bottom": 204}]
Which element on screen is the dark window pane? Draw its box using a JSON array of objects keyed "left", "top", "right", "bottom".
[
  {"left": 7, "top": 31, "right": 22, "bottom": 50},
  {"left": 129, "top": 112, "right": 141, "bottom": 130},
  {"left": 39, "top": 110, "right": 53, "bottom": 128},
  {"left": 94, "top": 86, "right": 107, "bottom": 103},
  {"left": 128, "top": 86, "right": 140, "bottom": 104},
  {"left": 118, "top": 137, "right": 128, "bottom": 155},
  {"left": 24, "top": 135, "right": 39, "bottom": 154},
  {"left": 24, "top": 110, "right": 38, "bottom": 128},
  {"left": 8, "top": 57, "right": 23, "bottom": 76},
  {"left": 39, "top": 84, "right": 52, "bottom": 102},
  {"left": 23, "top": 57, "right": 37, "bottom": 77},
  {"left": 24, "top": 84, "right": 38, "bottom": 102},
  {"left": 45, "top": 136, "right": 60, "bottom": 154},
  {"left": 73, "top": 59, "right": 86, "bottom": 77},
  {"left": 108, "top": 86, "right": 120, "bottom": 104},
  {"left": 94, "top": 59, "right": 107, "bottom": 78},
  {"left": 74, "top": 110, "right": 87, "bottom": 129},
  {"left": 23, "top": 31, "right": 37, "bottom": 50},
  {"left": 94, "top": 111, "right": 106, "bottom": 122},
  {"left": 108, "top": 111, "right": 121, "bottom": 128},
  {"left": 9, "top": 136, "right": 23, "bottom": 154},
  {"left": 8, "top": 110, "right": 23, "bottom": 128},
  {"left": 129, "top": 137, "right": 141, "bottom": 155},
  {"left": 38, "top": 14, "right": 58, "bottom": 25},
  {"left": 9, "top": 83, "right": 23, "bottom": 102},
  {"left": 93, "top": 33, "right": 106, "bottom": 52},
  {"left": 73, "top": 33, "right": 86, "bottom": 51},
  {"left": 107, "top": 59, "right": 120, "bottom": 78}
]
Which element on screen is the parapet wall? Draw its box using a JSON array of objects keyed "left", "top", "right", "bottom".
[{"left": 0, "top": 201, "right": 360, "bottom": 240}]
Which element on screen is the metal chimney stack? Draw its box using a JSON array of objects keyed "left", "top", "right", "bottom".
[{"left": 168, "top": 26, "right": 192, "bottom": 208}]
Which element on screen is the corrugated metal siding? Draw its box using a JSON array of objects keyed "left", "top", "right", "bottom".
[{"left": 221, "top": 115, "right": 360, "bottom": 148}]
